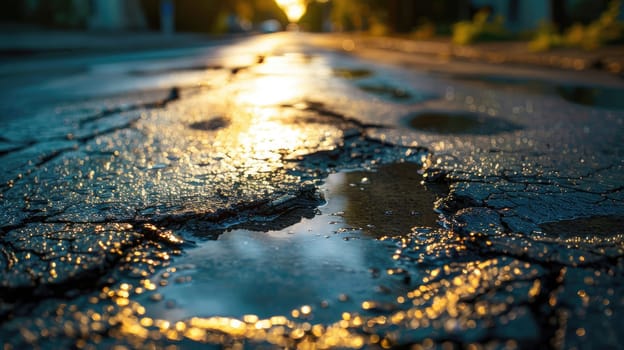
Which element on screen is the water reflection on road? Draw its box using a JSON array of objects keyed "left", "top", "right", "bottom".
[{"left": 143, "top": 163, "right": 442, "bottom": 324}]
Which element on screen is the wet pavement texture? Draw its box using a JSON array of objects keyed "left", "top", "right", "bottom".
[{"left": 0, "top": 32, "right": 623, "bottom": 349}]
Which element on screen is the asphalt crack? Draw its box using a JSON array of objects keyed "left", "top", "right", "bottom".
[
  {"left": 77, "top": 87, "right": 180, "bottom": 127},
  {"left": 281, "top": 100, "right": 390, "bottom": 129}
]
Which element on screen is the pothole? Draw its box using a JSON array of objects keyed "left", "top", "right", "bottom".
[
  {"left": 327, "top": 162, "right": 446, "bottom": 237},
  {"left": 406, "top": 112, "right": 522, "bottom": 135},
  {"left": 333, "top": 68, "right": 373, "bottom": 79},
  {"left": 539, "top": 215, "right": 624, "bottom": 238},
  {"left": 189, "top": 117, "right": 229, "bottom": 131},
  {"left": 137, "top": 162, "right": 446, "bottom": 323},
  {"left": 557, "top": 86, "right": 624, "bottom": 109}
]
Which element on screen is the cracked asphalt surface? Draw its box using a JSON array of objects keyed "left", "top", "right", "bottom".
[{"left": 1, "top": 32, "right": 623, "bottom": 349}]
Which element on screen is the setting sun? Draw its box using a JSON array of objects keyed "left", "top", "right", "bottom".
[{"left": 274, "top": 0, "right": 307, "bottom": 22}]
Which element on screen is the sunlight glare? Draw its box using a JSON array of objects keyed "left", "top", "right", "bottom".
[{"left": 275, "top": 0, "right": 307, "bottom": 22}]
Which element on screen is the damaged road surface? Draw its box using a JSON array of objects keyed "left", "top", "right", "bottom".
[{"left": 1, "top": 32, "right": 623, "bottom": 349}]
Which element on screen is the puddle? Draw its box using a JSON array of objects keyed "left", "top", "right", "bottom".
[
  {"left": 407, "top": 112, "right": 522, "bottom": 135},
  {"left": 328, "top": 162, "right": 445, "bottom": 236},
  {"left": 332, "top": 68, "right": 373, "bottom": 79},
  {"left": 139, "top": 163, "right": 445, "bottom": 323},
  {"left": 557, "top": 86, "right": 624, "bottom": 109},
  {"left": 539, "top": 215, "right": 624, "bottom": 238}
]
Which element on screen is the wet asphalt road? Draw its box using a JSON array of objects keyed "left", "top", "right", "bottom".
[{"left": 0, "top": 32, "right": 623, "bottom": 349}]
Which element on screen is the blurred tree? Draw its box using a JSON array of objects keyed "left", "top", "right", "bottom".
[
  {"left": 551, "top": 0, "right": 569, "bottom": 30},
  {"left": 330, "top": 0, "right": 391, "bottom": 31},
  {"left": 568, "top": 0, "right": 611, "bottom": 25},
  {"left": 140, "top": 0, "right": 221, "bottom": 32},
  {"left": 250, "top": 0, "right": 289, "bottom": 24},
  {"left": 140, "top": 0, "right": 288, "bottom": 33},
  {"left": 329, "top": 0, "right": 470, "bottom": 34},
  {"left": 3, "top": 0, "right": 90, "bottom": 28},
  {"left": 530, "top": 0, "right": 622, "bottom": 51},
  {"left": 400, "top": 0, "right": 471, "bottom": 32},
  {"left": 299, "top": 1, "right": 328, "bottom": 32}
]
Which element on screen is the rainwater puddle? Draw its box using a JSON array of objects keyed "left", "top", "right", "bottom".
[
  {"left": 557, "top": 86, "right": 624, "bottom": 109},
  {"left": 140, "top": 163, "right": 445, "bottom": 323},
  {"left": 407, "top": 112, "right": 522, "bottom": 135}
]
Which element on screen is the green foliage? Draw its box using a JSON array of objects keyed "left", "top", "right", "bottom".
[
  {"left": 330, "top": 0, "right": 389, "bottom": 33},
  {"left": 369, "top": 17, "right": 390, "bottom": 36},
  {"left": 299, "top": 1, "right": 326, "bottom": 32},
  {"left": 566, "top": 0, "right": 623, "bottom": 49},
  {"left": 452, "top": 9, "right": 509, "bottom": 45},
  {"left": 527, "top": 21, "right": 563, "bottom": 52},
  {"left": 529, "top": 0, "right": 623, "bottom": 51},
  {"left": 329, "top": 0, "right": 469, "bottom": 34}
]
